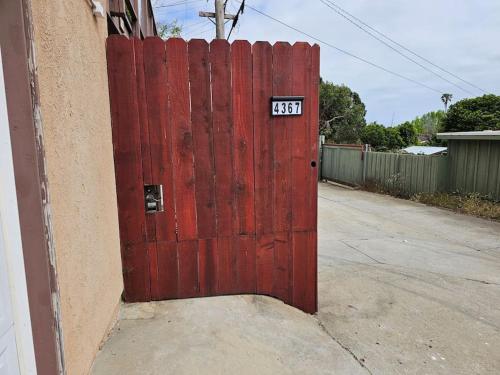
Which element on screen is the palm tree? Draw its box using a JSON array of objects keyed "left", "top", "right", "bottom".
[{"left": 441, "top": 93, "right": 453, "bottom": 112}]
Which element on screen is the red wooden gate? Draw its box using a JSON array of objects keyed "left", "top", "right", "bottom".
[{"left": 106, "top": 36, "right": 319, "bottom": 313}]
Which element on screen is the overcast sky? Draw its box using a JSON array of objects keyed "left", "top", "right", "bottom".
[{"left": 153, "top": 0, "right": 500, "bottom": 125}]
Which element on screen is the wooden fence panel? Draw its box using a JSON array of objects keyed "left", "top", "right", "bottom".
[{"left": 107, "top": 37, "right": 319, "bottom": 313}]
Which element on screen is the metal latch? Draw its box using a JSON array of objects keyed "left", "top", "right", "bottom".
[{"left": 144, "top": 185, "right": 164, "bottom": 213}]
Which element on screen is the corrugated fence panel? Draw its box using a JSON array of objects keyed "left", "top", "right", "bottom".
[
  {"left": 321, "top": 146, "right": 363, "bottom": 185},
  {"left": 322, "top": 147, "right": 448, "bottom": 196},
  {"left": 366, "top": 152, "right": 448, "bottom": 196},
  {"left": 448, "top": 140, "right": 500, "bottom": 201}
]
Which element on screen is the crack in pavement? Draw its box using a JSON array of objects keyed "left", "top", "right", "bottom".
[
  {"left": 316, "top": 318, "right": 373, "bottom": 375},
  {"left": 340, "top": 239, "right": 386, "bottom": 265}
]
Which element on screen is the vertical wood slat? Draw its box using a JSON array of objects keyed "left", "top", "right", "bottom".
[
  {"left": 177, "top": 240, "right": 199, "bottom": 298},
  {"left": 231, "top": 40, "right": 256, "bottom": 235},
  {"left": 134, "top": 39, "right": 159, "bottom": 298},
  {"left": 252, "top": 42, "right": 275, "bottom": 296},
  {"left": 309, "top": 45, "right": 320, "bottom": 231},
  {"left": 198, "top": 238, "right": 218, "bottom": 296},
  {"left": 272, "top": 42, "right": 293, "bottom": 233},
  {"left": 166, "top": 38, "right": 198, "bottom": 241},
  {"left": 106, "top": 36, "right": 150, "bottom": 301},
  {"left": 291, "top": 43, "right": 312, "bottom": 231},
  {"left": 253, "top": 42, "right": 274, "bottom": 236},
  {"left": 189, "top": 39, "right": 217, "bottom": 240},
  {"left": 143, "top": 38, "right": 176, "bottom": 243},
  {"left": 210, "top": 40, "right": 238, "bottom": 238},
  {"left": 272, "top": 42, "right": 293, "bottom": 303}
]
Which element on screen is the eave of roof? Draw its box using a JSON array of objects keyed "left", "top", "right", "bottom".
[{"left": 437, "top": 130, "right": 500, "bottom": 140}]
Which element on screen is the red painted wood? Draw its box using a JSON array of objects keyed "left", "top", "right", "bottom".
[
  {"left": 231, "top": 40, "right": 255, "bottom": 235},
  {"left": 271, "top": 43, "right": 293, "bottom": 302},
  {"left": 291, "top": 43, "right": 312, "bottom": 231},
  {"left": 198, "top": 238, "right": 218, "bottom": 296},
  {"left": 252, "top": 42, "right": 274, "bottom": 235},
  {"left": 121, "top": 243, "right": 151, "bottom": 302},
  {"left": 216, "top": 236, "right": 238, "bottom": 295},
  {"left": 134, "top": 39, "right": 156, "bottom": 243},
  {"left": 273, "top": 232, "right": 292, "bottom": 303},
  {"left": 166, "top": 38, "right": 198, "bottom": 241},
  {"left": 210, "top": 40, "right": 237, "bottom": 237},
  {"left": 107, "top": 36, "right": 149, "bottom": 301},
  {"left": 156, "top": 241, "right": 178, "bottom": 299},
  {"left": 256, "top": 234, "right": 274, "bottom": 295},
  {"left": 236, "top": 235, "right": 256, "bottom": 293},
  {"left": 309, "top": 45, "right": 320, "bottom": 230},
  {"left": 177, "top": 240, "right": 199, "bottom": 298},
  {"left": 147, "top": 242, "right": 160, "bottom": 299},
  {"left": 292, "top": 231, "right": 317, "bottom": 313},
  {"left": 188, "top": 39, "right": 217, "bottom": 240},
  {"left": 143, "top": 37, "right": 176, "bottom": 242},
  {"left": 108, "top": 38, "right": 319, "bottom": 313},
  {"left": 272, "top": 42, "right": 293, "bottom": 233}
]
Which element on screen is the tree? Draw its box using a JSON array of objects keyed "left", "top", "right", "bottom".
[
  {"left": 157, "top": 20, "right": 182, "bottom": 39},
  {"left": 441, "top": 93, "right": 453, "bottom": 112},
  {"left": 384, "top": 127, "right": 404, "bottom": 150},
  {"left": 442, "top": 94, "right": 500, "bottom": 132},
  {"left": 320, "top": 79, "right": 367, "bottom": 143},
  {"left": 397, "top": 122, "right": 417, "bottom": 147},
  {"left": 360, "top": 122, "right": 386, "bottom": 150}
]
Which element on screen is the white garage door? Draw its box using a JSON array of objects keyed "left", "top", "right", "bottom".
[
  {"left": 0, "top": 227, "right": 20, "bottom": 375},
  {"left": 0, "top": 49, "right": 36, "bottom": 375}
]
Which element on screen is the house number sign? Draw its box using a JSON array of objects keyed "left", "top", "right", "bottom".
[{"left": 271, "top": 96, "right": 304, "bottom": 116}]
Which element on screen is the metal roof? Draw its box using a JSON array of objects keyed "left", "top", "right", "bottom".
[
  {"left": 402, "top": 146, "right": 448, "bottom": 155},
  {"left": 437, "top": 130, "right": 500, "bottom": 140}
]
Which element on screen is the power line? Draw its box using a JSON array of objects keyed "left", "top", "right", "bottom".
[
  {"left": 227, "top": 0, "right": 245, "bottom": 40},
  {"left": 154, "top": 0, "right": 203, "bottom": 9},
  {"left": 319, "top": 0, "right": 474, "bottom": 95},
  {"left": 243, "top": 3, "right": 443, "bottom": 94},
  {"left": 321, "top": 0, "right": 489, "bottom": 94}
]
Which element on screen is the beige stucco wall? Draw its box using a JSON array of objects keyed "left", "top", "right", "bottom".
[{"left": 30, "top": 1, "right": 123, "bottom": 374}]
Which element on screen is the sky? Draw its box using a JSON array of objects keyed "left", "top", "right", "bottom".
[{"left": 153, "top": 0, "right": 500, "bottom": 126}]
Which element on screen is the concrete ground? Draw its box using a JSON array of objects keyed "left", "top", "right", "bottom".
[{"left": 92, "top": 183, "right": 500, "bottom": 375}]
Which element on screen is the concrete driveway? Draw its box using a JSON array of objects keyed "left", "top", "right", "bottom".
[{"left": 92, "top": 183, "right": 500, "bottom": 375}]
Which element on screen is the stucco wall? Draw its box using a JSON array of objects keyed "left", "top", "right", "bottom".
[{"left": 30, "top": 1, "right": 123, "bottom": 374}]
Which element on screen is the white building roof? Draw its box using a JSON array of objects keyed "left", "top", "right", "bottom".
[
  {"left": 402, "top": 146, "right": 447, "bottom": 155},
  {"left": 437, "top": 130, "right": 500, "bottom": 140}
]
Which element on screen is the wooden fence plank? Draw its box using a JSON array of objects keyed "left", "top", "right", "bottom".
[
  {"left": 156, "top": 241, "right": 178, "bottom": 299},
  {"left": 143, "top": 37, "right": 177, "bottom": 242},
  {"left": 231, "top": 40, "right": 255, "bottom": 235},
  {"left": 272, "top": 42, "right": 293, "bottom": 302},
  {"left": 236, "top": 235, "right": 256, "bottom": 293},
  {"left": 121, "top": 243, "right": 151, "bottom": 302},
  {"left": 198, "top": 238, "right": 218, "bottom": 296},
  {"left": 188, "top": 39, "right": 217, "bottom": 239},
  {"left": 216, "top": 236, "right": 238, "bottom": 294},
  {"left": 309, "top": 45, "right": 320, "bottom": 230},
  {"left": 273, "top": 232, "right": 292, "bottom": 303},
  {"left": 272, "top": 42, "right": 293, "bottom": 233},
  {"left": 256, "top": 234, "right": 274, "bottom": 295},
  {"left": 107, "top": 36, "right": 149, "bottom": 301},
  {"left": 177, "top": 240, "right": 199, "bottom": 298},
  {"left": 292, "top": 231, "right": 317, "bottom": 313},
  {"left": 252, "top": 42, "right": 274, "bottom": 235},
  {"left": 210, "top": 40, "right": 237, "bottom": 237},
  {"left": 166, "top": 38, "right": 198, "bottom": 241},
  {"left": 291, "top": 42, "right": 311, "bottom": 231},
  {"left": 134, "top": 39, "right": 156, "bottom": 243}
]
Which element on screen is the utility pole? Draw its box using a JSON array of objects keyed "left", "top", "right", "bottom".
[
  {"left": 199, "top": 0, "right": 245, "bottom": 40},
  {"left": 214, "top": 0, "right": 225, "bottom": 39}
]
